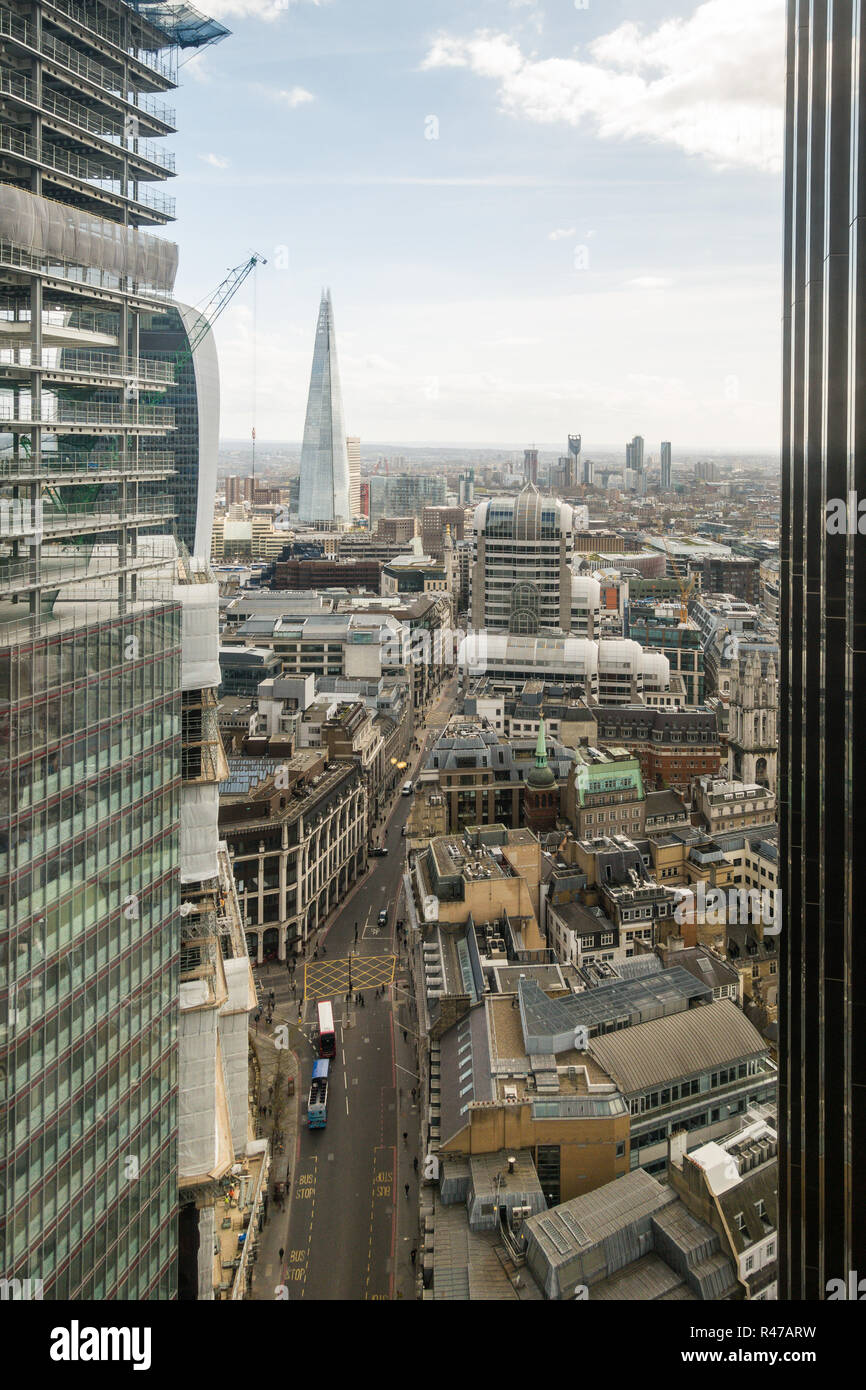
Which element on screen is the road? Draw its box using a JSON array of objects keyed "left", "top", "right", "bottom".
[{"left": 280, "top": 676, "right": 458, "bottom": 1300}]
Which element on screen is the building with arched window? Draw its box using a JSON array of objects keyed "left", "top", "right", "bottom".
[{"left": 470, "top": 486, "right": 577, "bottom": 634}]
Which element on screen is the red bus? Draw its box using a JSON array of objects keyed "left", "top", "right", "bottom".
[{"left": 316, "top": 1000, "right": 336, "bottom": 1059}]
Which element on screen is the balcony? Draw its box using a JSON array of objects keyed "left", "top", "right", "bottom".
[
  {"left": 0, "top": 449, "right": 175, "bottom": 482},
  {"left": 0, "top": 125, "right": 176, "bottom": 220},
  {"left": 0, "top": 240, "right": 170, "bottom": 302},
  {"left": 37, "top": 493, "right": 177, "bottom": 539},
  {"left": 0, "top": 399, "right": 175, "bottom": 431},
  {"left": 0, "top": 540, "right": 179, "bottom": 595},
  {"left": 0, "top": 68, "right": 176, "bottom": 169},
  {"left": 0, "top": 347, "right": 174, "bottom": 385},
  {"left": 44, "top": 0, "right": 177, "bottom": 85},
  {"left": 0, "top": 9, "right": 174, "bottom": 99}
]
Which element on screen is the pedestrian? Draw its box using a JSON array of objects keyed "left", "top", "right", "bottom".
[
  {"left": 411, "top": 1087, "right": 416, "bottom": 1103},
  {"left": 404, "top": 1183, "right": 410, "bottom": 1200},
  {"left": 279, "top": 1248, "right": 285, "bottom": 1262},
  {"left": 403, "top": 1131, "right": 408, "bottom": 1145},
  {"left": 298, "top": 1004, "right": 302, "bottom": 1020},
  {"left": 313, "top": 948, "right": 318, "bottom": 961},
  {"left": 410, "top": 1248, "right": 417, "bottom": 1266},
  {"left": 413, "top": 1157, "right": 418, "bottom": 1173},
  {"left": 361, "top": 994, "right": 365, "bottom": 1007},
  {"left": 403, "top": 1028, "right": 407, "bottom": 1043}
]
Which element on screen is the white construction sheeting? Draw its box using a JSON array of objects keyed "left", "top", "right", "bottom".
[
  {"left": 178, "top": 1001, "right": 219, "bottom": 1179},
  {"left": 179, "top": 578, "right": 221, "bottom": 691},
  {"left": 0, "top": 183, "right": 178, "bottom": 292},
  {"left": 181, "top": 783, "right": 219, "bottom": 885}
]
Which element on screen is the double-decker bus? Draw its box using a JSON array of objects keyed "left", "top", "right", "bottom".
[
  {"left": 307, "top": 1059, "right": 330, "bottom": 1129},
  {"left": 316, "top": 1000, "right": 336, "bottom": 1059}
]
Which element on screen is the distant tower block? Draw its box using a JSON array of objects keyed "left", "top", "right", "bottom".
[
  {"left": 524, "top": 449, "right": 539, "bottom": 485},
  {"left": 660, "top": 441, "right": 672, "bottom": 491},
  {"left": 346, "top": 436, "right": 361, "bottom": 516},
  {"left": 298, "top": 289, "right": 351, "bottom": 523},
  {"left": 568, "top": 434, "right": 582, "bottom": 458}
]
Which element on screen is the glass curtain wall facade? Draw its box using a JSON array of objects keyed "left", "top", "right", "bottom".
[
  {"left": 0, "top": 0, "right": 226, "bottom": 1299},
  {"left": 780, "top": 0, "right": 866, "bottom": 1298},
  {"left": 297, "top": 289, "right": 351, "bottom": 525}
]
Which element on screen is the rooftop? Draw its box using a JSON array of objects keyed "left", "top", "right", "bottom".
[
  {"left": 517, "top": 967, "right": 712, "bottom": 1054},
  {"left": 588, "top": 998, "right": 769, "bottom": 1095}
]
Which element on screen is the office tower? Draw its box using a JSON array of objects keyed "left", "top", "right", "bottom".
[
  {"left": 140, "top": 303, "right": 219, "bottom": 555},
  {"left": 660, "top": 441, "right": 672, "bottom": 491},
  {"left": 570, "top": 432, "right": 595, "bottom": 487},
  {"left": 0, "top": 1, "right": 229, "bottom": 1299},
  {"left": 626, "top": 435, "right": 644, "bottom": 474},
  {"left": 780, "top": 0, "right": 866, "bottom": 1298},
  {"left": 297, "top": 290, "right": 350, "bottom": 524},
  {"left": 458, "top": 470, "right": 474, "bottom": 505},
  {"left": 368, "top": 473, "right": 446, "bottom": 526},
  {"left": 523, "top": 449, "right": 539, "bottom": 485},
  {"left": 346, "top": 435, "right": 361, "bottom": 518},
  {"left": 470, "top": 486, "right": 576, "bottom": 634}
]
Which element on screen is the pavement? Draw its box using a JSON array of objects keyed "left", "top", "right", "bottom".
[{"left": 247, "top": 676, "right": 458, "bottom": 1300}]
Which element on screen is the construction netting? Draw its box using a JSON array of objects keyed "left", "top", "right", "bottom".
[
  {"left": 181, "top": 782, "right": 219, "bottom": 884},
  {"left": 0, "top": 183, "right": 178, "bottom": 293},
  {"left": 178, "top": 577, "right": 221, "bottom": 691}
]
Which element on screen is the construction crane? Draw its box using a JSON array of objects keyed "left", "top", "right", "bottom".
[
  {"left": 662, "top": 537, "right": 696, "bottom": 623},
  {"left": 46, "top": 253, "right": 266, "bottom": 516},
  {"left": 181, "top": 251, "right": 267, "bottom": 366}
]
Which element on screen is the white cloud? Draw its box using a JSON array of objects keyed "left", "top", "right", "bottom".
[
  {"left": 199, "top": 152, "right": 230, "bottom": 169},
  {"left": 421, "top": 0, "right": 784, "bottom": 173},
  {"left": 205, "top": 0, "right": 328, "bottom": 20},
  {"left": 548, "top": 227, "right": 576, "bottom": 241},
  {"left": 275, "top": 86, "right": 315, "bottom": 109},
  {"left": 626, "top": 276, "right": 673, "bottom": 290}
]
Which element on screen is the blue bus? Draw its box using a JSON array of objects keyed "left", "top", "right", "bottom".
[{"left": 307, "top": 1059, "right": 330, "bottom": 1129}]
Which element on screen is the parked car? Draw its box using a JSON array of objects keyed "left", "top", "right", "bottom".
[{"left": 402, "top": 781, "right": 413, "bottom": 796}]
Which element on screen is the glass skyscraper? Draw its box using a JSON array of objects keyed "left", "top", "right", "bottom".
[
  {"left": 780, "top": 0, "right": 866, "bottom": 1298},
  {"left": 297, "top": 289, "right": 351, "bottom": 524},
  {"left": 660, "top": 441, "right": 671, "bottom": 491},
  {"left": 0, "top": 0, "right": 227, "bottom": 1299}
]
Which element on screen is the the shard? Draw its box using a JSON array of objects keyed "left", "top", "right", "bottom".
[{"left": 298, "top": 289, "right": 351, "bottom": 523}]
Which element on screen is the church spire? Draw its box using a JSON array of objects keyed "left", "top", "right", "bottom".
[{"left": 535, "top": 717, "right": 549, "bottom": 769}]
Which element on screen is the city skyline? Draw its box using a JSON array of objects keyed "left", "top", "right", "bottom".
[
  {"left": 1, "top": 0, "right": 852, "bottom": 1324},
  {"left": 165, "top": 0, "right": 785, "bottom": 448}
]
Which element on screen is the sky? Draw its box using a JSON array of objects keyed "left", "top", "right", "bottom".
[{"left": 165, "top": 0, "right": 785, "bottom": 452}]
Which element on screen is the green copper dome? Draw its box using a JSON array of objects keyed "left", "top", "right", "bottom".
[{"left": 527, "top": 717, "right": 556, "bottom": 789}]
